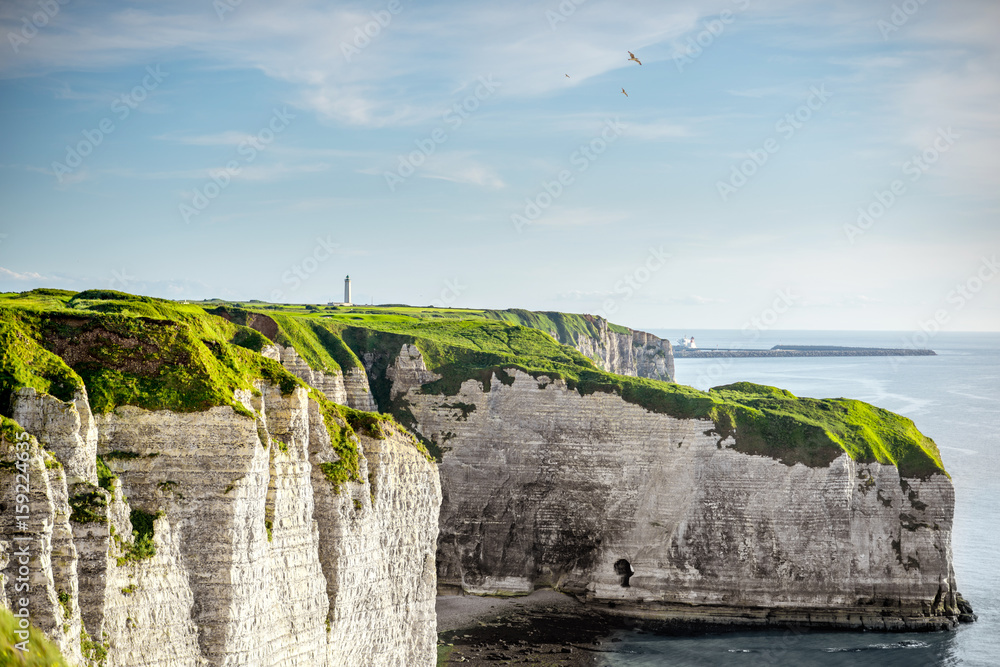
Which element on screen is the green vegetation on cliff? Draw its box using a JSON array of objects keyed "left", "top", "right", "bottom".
[
  {"left": 118, "top": 509, "right": 159, "bottom": 563},
  {"left": 707, "top": 383, "right": 943, "bottom": 476},
  {"left": 0, "top": 290, "right": 302, "bottom": 418},
  {"left": 0, "top": 289, "right": 946, "bottom": 479},
  {"left": 0, "top": 307, "right": 82, "bottom": 405},
  {"left": 481, "top": 308, "right": 631, "bottom": 342},
  {"left": 218, "top": 304, "right": 942, "bottom": 478}
]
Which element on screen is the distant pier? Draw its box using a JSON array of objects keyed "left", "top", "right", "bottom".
[{"left": 673, "top": 345, "right": 935, "bottom": 359}]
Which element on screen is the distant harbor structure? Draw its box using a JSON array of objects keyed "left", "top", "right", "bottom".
[
  {"left": 677, "top": 336, "right": 698, "bottom": 350},
  {"left": 327, "top": 275, "right": 353, "bottom": 306},
  {"left": 674, "top": 344, "right": 935, "bottom": 359}
]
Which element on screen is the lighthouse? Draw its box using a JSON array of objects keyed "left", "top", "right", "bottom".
[{"left": 344, "top": 275, "right": 352, "bottom": 305}]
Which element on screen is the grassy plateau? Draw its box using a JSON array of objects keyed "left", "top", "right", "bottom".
[{"left": 0, "top": 289, "right": 946, "bottom": 478}]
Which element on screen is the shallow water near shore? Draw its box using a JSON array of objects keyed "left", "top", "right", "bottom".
[{"left": 597, "top": 626, "right": 967, "bottom": 666}]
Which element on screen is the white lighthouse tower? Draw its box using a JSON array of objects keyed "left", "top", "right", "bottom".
[{"left": 344, "top": 275, "right": 352, "bottom": 305}]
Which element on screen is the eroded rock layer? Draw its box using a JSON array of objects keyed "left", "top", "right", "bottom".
[
  {"left": 573, "top": 317, "right": 674, "bottom": 382},
  {"left": 387, "top": 353, "right": 966, "bottom": 630},
  {"left": 0, "top": 385, "right": 440, "bottom": 666}
]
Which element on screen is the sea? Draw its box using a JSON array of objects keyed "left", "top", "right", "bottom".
[{"left": 595, "top": 330, "right": 1000, "bottom": 667}]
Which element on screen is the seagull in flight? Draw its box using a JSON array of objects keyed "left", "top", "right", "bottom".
[
  {"left": 621, "top": 88, "right": 628, "bottom": 97},
  {"left": 628, "top": 51, "right": 642, "bottom": 65}
]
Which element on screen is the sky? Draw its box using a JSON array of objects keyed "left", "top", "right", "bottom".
[{"left": 0, "top": 0, "right": 997, "bottom": 333}]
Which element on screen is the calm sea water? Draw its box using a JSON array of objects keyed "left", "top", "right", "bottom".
[{"left": 597, "top": 330, "right": 1000, "bottom": 667}]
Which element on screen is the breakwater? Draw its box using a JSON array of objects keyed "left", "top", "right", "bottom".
[{"left": 674, "top": 345, "right": 935, "bottom": 359}]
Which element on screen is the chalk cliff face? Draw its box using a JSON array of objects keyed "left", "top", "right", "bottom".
[
  {"left": 481, "top": 311, "right": 674, "bottom": 382},
  {"left": 575, "top": 320, "right": 674, "bottom": 383},
  {"left": 265, "top": 344, "right": 377, "bottom": 411},
  {"left": 386, "top": 352, "right": 967, "bottom": 630},
  {"left": 0, "top": 383, "right": 440, "bottom": 666}
]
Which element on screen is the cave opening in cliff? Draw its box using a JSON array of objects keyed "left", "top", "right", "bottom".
[{"left": 614, "top": 559, "right": 633, "bottom": 587}]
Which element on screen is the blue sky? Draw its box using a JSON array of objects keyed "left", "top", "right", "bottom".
[{"left": 0, "top": 0, "right": 997, "bottom": 332}]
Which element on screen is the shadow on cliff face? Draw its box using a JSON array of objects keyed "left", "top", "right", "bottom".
[{"left": 438, "top": 480, "right": 611, "bottom": 591}]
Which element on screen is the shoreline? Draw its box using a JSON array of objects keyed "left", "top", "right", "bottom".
[
  {"left": 436, "top": 590, "right": 617, "bottom": 666},
  {"left": 435, "top": 590, "right": 972, "bottom": 665}
]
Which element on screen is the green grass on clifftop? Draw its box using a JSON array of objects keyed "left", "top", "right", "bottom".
[
  {"left": 230, "top": 308, "right": 943, "bottom": 478},
  {"left": 481, "top": 308, "right": 631, "bottom": 342},
  {"left": 0, "top": 290, "right": 946, "bottom": 479},
  {"left": 710, "top": 382, "right": 944, "bottom": 480},
  {"left": 0, "top": 290, "right": 301, "bottom": 418}
]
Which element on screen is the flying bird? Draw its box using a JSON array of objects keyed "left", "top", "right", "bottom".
[
  {"left": 628, "top": 51, "right": 642, "bottom": 65},
  {"left": 621, "top": 88, "right": 628, "bottom": 97},
  {"left": 565, "top": 74, "right": 570, "bottom": 78}
]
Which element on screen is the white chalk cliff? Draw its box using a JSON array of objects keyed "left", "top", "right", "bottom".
[
  {"left": 384, "top": 350, "right": 970, "bottom": 630},
  {"left": 1, "top": 383, "right": 439, "bottom": 666}
]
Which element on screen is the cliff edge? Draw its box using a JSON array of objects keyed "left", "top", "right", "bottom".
[
  {"left": 482, "top": 310, "right": 674, "bottom": 382},
  {"left": 0, "top": 290, "right": 440, "bottom": 666}
]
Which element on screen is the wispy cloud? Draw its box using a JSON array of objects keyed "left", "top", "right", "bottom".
[
  {"left": 419, "top": 152, "right": 505, "bottom": 189},
  {"left": 0, "top": 1, "right": 707, "bottom": 127},
  {"left": 157, "top": 131, "right": 256, "bottom": 146},
  {"left": 526, "top": 207, "right": 628, "bottom": 228},
  {"left": 665, "top": 295, "right": 729, "bottom": 305},
  {"left": 0, "top": 266, "right": 48, "bottom": 281},
  {"left": 626, "top": 121, "right": 692, "bottom": 140}
]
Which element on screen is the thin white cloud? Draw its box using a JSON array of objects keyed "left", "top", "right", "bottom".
[
  {"left": 625, "top": 121, "right": 692, "bottom": 140},
  {"left": 0, "top": 267, "right": 48, "bottom": 281},
  {"left": 102, "top": 162, "right": 330, "bottom": 182},
  {"left": 529, "top": 207, "right": 628, "bottom": 228},
  {"left": 669, "top": 295, "right": 728, "bottom": 305},
  {"left": 556, "top": 289, "right": 614, "bottom": 300},
  {"left": 157, "top": 131, "right": 256, "bottom": 146},
  {"left": 237, "top": 162, "right": 331, "bottom": 181},
  {"left": 418, "top": 152, "right": 505, "bottom": 189},
  {"left": 0, "top": 1, "right": 711, "bottom": 127}
]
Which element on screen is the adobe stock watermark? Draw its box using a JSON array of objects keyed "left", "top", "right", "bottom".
[
  {"left": 384, "top": 75, "right": 500, "bottom": 192},
  {"left": 595, "top": 246, "right": 671, "bottom": 319},
  {"left": 7, "top": 0, "right": 70, "bottom": 53},
  {"left": 844, "top": 127, "right": 958, "bottom": 244},
  {"left": 340, "top": 0, "right": 405, "bottom": 62},
  {"left": 214, "top": 0, "right": 243, "bottom": 21},
  {"left": 891, "top": 254, "right": 998, "bottom": 368},
  {"left": 717, "top": 85, "right": 832, "bottom": 202},
  {"left": 673, "top": 0, "right": 751, "bottom": 72},
  {"left": 179, "top": 107, "right": 296, "bottom": 224},
  {"left": 878, "top": 0, "right": 932, "bottom": 40},
  {"left": 695, "top": 288, "right": 797, "bottom": 387},
  {"left": 10, "top": 430, "right": 34, "bottom": 654},
  {"left": 269, "top": 235, "right": 340, "bottom": 302},
  {"left": 546, "top": 0, "right": 587, "bottom": 30},
  {"left": 430, "top": 278, "right": 467, "bottom": 308},
  {"left": 511, "top": 118, "right": 626, "bottom": 233},
  {"left": 50, "top": 66, "right": 168, "bottom": 183},
  {"left": 108, "top": 268, "right": 135, "bottom": 290}
]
